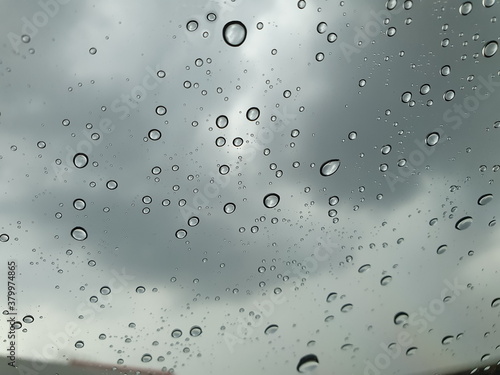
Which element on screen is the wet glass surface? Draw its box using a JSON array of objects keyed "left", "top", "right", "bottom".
[{"left": 1, "top": 1, "right": 500, "bottom": 374}]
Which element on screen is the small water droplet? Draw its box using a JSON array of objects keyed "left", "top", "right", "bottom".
[
  {"left": 246, "top": 107, "right": 260, "bottom": 121},
  {"left": 186, "top": 20, "right": 198, "bottom": 32},
  {"left": 437, "top": 244, "right": 448, "bottom": 254},
  {"left": 73, "top": 199, "right": 86, "bottom": 210},
  {"left": 148, "top": 129, "right": 162, "bottom": 141},
  {"left": 394, "top": 312, "right": 409, "bottom": 325},
  {"left": 155, "top": 106, "right": 167, "bottom": 116},
  {"left": 340, "top": 303, "right": 353, "bottom": 312},
  {"left": 141, "top": 353, "right": 152, "bottom": 362},
  {"left": 106, "top": 180, "right": 118, "bottom": 190},
  {"left": 380, "top": 275, "right": 392, "bottom": 285},
  {"left": 491, "top": 298, "right": 500, "bottom": 307},
  {"left": 175, "top": 229, "right": 187, "bottom": 239},
  {"left": 171, "top": 329, "right": 182, "bottom": 338},
  {"left": 442, "top": 335, "right": 454, "bottom": 345},
  {"left": 22, "top": 315, "right": 34, "bottom": 323}
]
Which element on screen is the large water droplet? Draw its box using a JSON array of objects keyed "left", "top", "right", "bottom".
[
  {"left": 320, "top": 159, "right": 341, "bottom": 176},
  {"left": 358, "top": 264, "right": 371, "bottom": 273},
  {"left": 263, "top": 193, "right": 280, "bottom": 208},
  {"left": 73, "top": 199, "right": 86, "bottom": 210},
  {"left": 455, "top": 216, "right": 473, "bottom": 230},
  {"left": 189, "top": 326, "right": 202, "bottom": 337},
  {"left": 75, "top": 340, "right": 84, "bottom": 348},
  {"left": 223, "top": 202, "right": 236, "bottom": 214},
  {"left": 442, "top": 335, "right": 454, "bottom": 345},
  {"left": 394, "top": 311, "right": 409, "bottom": 325},
  {"left": 148, "top": 129, "right": 162, "bottom": 141},
  {"left": 216, "top": 115, "right": 229, "bottom": 128},
  {"left": 175, "top": 229, "right": 187, "bottom": 239},
  {"left": 100, "top": 286, "right": 111, "bottom": 295},
  {"left": 264, "top": 324, "right": 279, "bottom": 334},
  {"left": 406, "top": 347, "right": 418, "bottom": 356},
  {"left": 437, "top": 244, "right": 447, "bottom": 254},
  {"left": 223, "top": 21, "right": 247, "bottom": 47},
  {"left": 491, "top": 298, "right": 500, "bottom": 307},
  {"left": 340, "top": 303, "right": 353, "bottom": 312},
  {"left": 425, "top": 132, "right": 440, "bottom": 146},
  {"left": 246, "top": 107, "right": 260, "bottom": 121},
  {"left": 23, "top": 315, "right": 34, "bottom": 323},
  {"left": 71, "top": 227, "right": 87, "bottom": 241},
  {"left": 297, "top": 354, "right": 319, "bottom": 373},
  {"left": 186, "top": 20, "right": 198, "bottom": 32},
  {"left": 478, "top": 194, "right": 493, "bottom": 205},
  {"left": 482, "top": 41, "right": 498, "bottom": 58},
  {"left": 326, "top": 292, "right": 337, "bottom": 302},
  {"left": 73, "top": 153, "right": 88, "bottom": 168},
  {"left": 380, "top": 275, "right": 392, "bottom": 286},
  {"left": 459, "top": 2, "right": 473, "bottom": 15},
  {"left": 171, "top": 329, "right": 182, "bottom": 338},
  {"left": 141, "top": 353, "right": 152, "bottom": 362}
]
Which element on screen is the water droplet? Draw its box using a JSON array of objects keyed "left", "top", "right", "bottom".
[
  {"left": 437, "top": 244, "right": 447, "bottom": 254},
  {"left": 326, "top": 292, "right": 337, "bottom": 302},
  {"left": 297, "top": 354, "right": 319, "bottom": 373},
  {"left": 264, "top": 324, "right": 279, "bottom": 334},
  {"left": 171, "top": 329, "right": 182, "bottom": 338},
  {"left": 232, "top": 137, "right": 243, "bottom": 147},
  {"left": 443, "top": 90, "right": 455, "bottom": 101},
  {"left": 483, "top": 0, "right": 496, "bottom": 6},
  {"left": 219, "top": 165, "right": 230, "bottom": 175},
  {"left": 455, "top": 216, "right": 473, "bottom": 230},
  {"left": 320, "top": 159, "right": 341, "bottom": 176},
  {"left": 223, "top": 21, "right": 247, "bottom": 47},
  {"left": 75, "top": 340, "right": 84, "bottom": 348},
  {"left": 155, "top": 106, "right": 167, "bottom": 116},
  {"left": 442, "top": 335, "right": 454, "bottom": 345},
  {"left": 73, "top": 153, "right": 88, "bottom": 168},
  {"left": 188, "top": 216, "right": 200, "bottom": 227},
  {"left": 420, "top": 84, "right": 431, "bottom": 95},
  {"left": 100, "top": 286, "right": 111, "bottom": 295},
  {"left": 37, "top": 141, "right": 46, "bottom": 149},
  {"left": 157, "top": 70, "right": 166, "bottom": 78},
  {"left": 317, "top": 22, "right": 327, "bottom": 34},
  {"left": 381, "top": 145, "right": 392, "bottom": 155},
  {"left": 483, "top": 41, "right": 498, "bottom": 57},
  {"left": 358, "top": 264, "right": 371, "bottom": 273},
  {"left": 71, "top": 227, "right": 87, "bottom": 241},
  {"left": 394, "top": 311, "right": 409, "bottom": 325},
  {"left": 21, "top": 34, "right": 31, "bottom": 43},
  {"left": 141, "top": 353, "right": 152, "bottom": 363},
  {"left": 459, "top": 2, "right": 473, "bottom": 15},
  {"left": 327, "top": 33, "right": 337, "bottom": 43},
  {"left": 406, "top": 347, "right": 418, "bottom": 356},
  {"left": 175, "top": 229, "right": 187, "bottom": 239},
  {"left": 380, "top": 276, "right": 392, "bottom": 286},
  {"left": 148, "top": 129, "right": 162, "bottom": 141},
  {"left": 340, "top": 303, "right": 353, "bottom": 312},
  {"left": 328, "top": 196, "right": 339, "bottom": 206},
  {"left": 315, "top": 52, "right": 324, "bottom": 62},
  {"left": 0, "top": 233, "right": 10, "bottom": 242},
  {"left": 216, "top": 115, "right": 229, "bottom": 128},
  {"left": 89, "top": 47, "right": 97, "bottom": 55},
  {"left": 136, "top": 286, "right": 145, "bottom": 293},
  {"left": 186, "top": 20, "right": 198, "bottom": 32},
  {"left": 215, "top": 137, "right": 226, "bottom": 147},
  {"left": 491, "top": 298, "right": 500, "bottom": 307},
  {"left": 190, "top": 326, "right": 202, "bottom": 337},
  {"left": 425, "top": 132, "right": 440, "bottom": 146},
  {"left": 224, "top": 202, "right": 236, "bottom": 214},
  {"left": 298, "top": 0, "right": 306, "bottom": 9},
  {"left": 73, "top": 199, "right": 86, "bottom": 210},
  {"left": 440, "top": 65, "right": 451, "bottom": 76},
  {"left": 401, "top": 92, "right": 412, "bottom": 103},
  {"left": 478, "top": 193, "right": 493, "bottom": 205},
  {"left": 106, "top": 180, "right": 118, "bottom": 190},
  {"left": 23, "top": 315, "right": 34, "bottom": 323},
  {"left": 263, "top": 193, "right": 280, "bottom": 208},
  {"left": 246, "top": 107, "right": 260, "bottom": 121}
]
